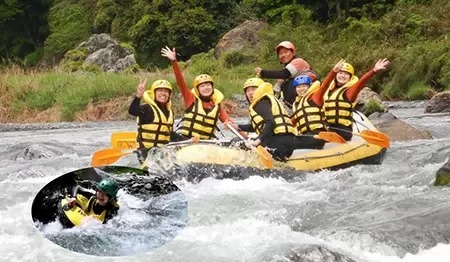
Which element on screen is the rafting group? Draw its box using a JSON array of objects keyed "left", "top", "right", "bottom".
[
  {"left": 123, "top": 41, "right": 390, "bottom": 167},
  {"left": 58, "top": 41, "right": 391, "bottom": 227}
]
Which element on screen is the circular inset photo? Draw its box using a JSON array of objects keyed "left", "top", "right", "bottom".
[{"left": 31, "top": 166, "right": 188, "bottom": 256}]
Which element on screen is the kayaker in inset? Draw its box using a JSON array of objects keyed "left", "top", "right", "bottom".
[
  {"left": 226, "top": 79, "right": 324, "bottom": 161},
  {"left": 63, "top": 179, "right": 120, "bottom": 225},
  {"left": 254, "top": 41, "right": 317, "bottom": 108},
  {"left": 322, "top": 58, "right": 390, "bottom": 141},
  {"left": 161, "top": 46, "right": 238, "bottom": 140},
  {"left": 128, "top": 78, "right": 190, "bottom": 163}
]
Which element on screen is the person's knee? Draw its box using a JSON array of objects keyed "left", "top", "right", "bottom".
[{"left": 272, "top": 148, "right": 293, "bottom": 161}]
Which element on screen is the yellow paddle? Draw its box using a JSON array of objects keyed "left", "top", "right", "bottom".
[
  {"left": 328, "top": 127, "right": 390, "bottom": 148},
  {"left": 359, "top": 130, "right": 390, "bottom": 148},
  {"left": 91, "top": 148, "right": 133, "bottom": 167},
  {"left": 315, "top": 131, "right": 346, "bottom": 143},
  {"left": 226, "top": 123, "right": 273, "bottom": 169}
]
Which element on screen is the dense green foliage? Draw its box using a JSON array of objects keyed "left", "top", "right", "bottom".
[
  {"left": 0, "top": 0, "right": 52, "bottom": 65},
  {"left": 0, "top": 0, "right": 449, "bottom": 122}
]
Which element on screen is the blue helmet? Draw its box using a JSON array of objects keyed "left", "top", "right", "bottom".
[{"left": 293, "top": 75, "right": 312, "bottom": 87}]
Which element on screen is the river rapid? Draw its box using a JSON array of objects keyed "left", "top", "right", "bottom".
[{"left": 0, "top": 102, "right": 449, "bottom": 262}]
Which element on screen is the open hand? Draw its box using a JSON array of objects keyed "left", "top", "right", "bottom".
[
  {"left": 373, "top": 58, "right": 390, "bottom": 72},
  {"left": 255, "top": 67, "right": 262, "bottom": 76},
  {"left": 63, "top": 197, "right": 76, "bottom": 210},
  {"left": 161, "top": 46, "right": 177, "bottom": 61},
  {"left": 245, "top": 138, "right": 261, "bottom": 149},
  {"left": 136, "top": 77, "right": 147, "bottom": 98},
  {"left": 333, "top": 59, "right": 346, "bottom": 73}
]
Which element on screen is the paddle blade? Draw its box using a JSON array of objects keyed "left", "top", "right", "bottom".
[
  {"left": 111, "top": 132, "right": 138, "bottom": 149},
  {"left": 316, "top": 132, "right": 346, "bottom": 143},
  {"left": 360, "top": 130, "right": 390, "bottom": 148},
  {"left": 91, "top": 148, "right": 131, "bottom": 167},
  {"left": 256, "top": 146, "right": 273, "bottom": 168}
]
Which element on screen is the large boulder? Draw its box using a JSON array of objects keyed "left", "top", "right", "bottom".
[
  {"left": 84, "top": 33, "right": 117, "bottom": 54},
  {"left": 434, "top": 160, "right": 450, "bottom": 186},
  {"left": 355, "top": 87, "right": 387, "bottom": 115},
  {"left": 369, "top": 112, "right": 433, "bottom": 142},
  {"left": 62, "top": 33, "right": 138, "bottom": 73},
  {"left": 214, "top": 20, "right": 267, "bottom": 59},
  {"left": 425, "top": 91, "right": 450, "bottom": 113}
]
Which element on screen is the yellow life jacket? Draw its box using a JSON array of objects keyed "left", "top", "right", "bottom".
[
  {"left": 75, "top": 194, "right": 118, "bottom": 223},
  {"left": 323, "top": 76, "right": 359, "bottom": 127},
  {"left": 291, "top": 81, "right": 325, "bottom": 134},
  {"left": 137, "top": 91, "right": 174, "bottom": 148},
  {"left": 179, "top": 88, "right": 224, "bottom": 139},
  {"left": 249, "top": 83, "right": 296, "bottom": 136}
]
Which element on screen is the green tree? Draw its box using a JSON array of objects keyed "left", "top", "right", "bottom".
[
  {"left": 0, "top": 0, "right": 52, "bottom": 62},
  {"left": 43, "top": 0, "right": 94, "bottom": 61}
]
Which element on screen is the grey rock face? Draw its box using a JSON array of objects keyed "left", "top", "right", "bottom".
[
  {"left": 65, "top": 33, "right": 138, "bottom": 72},
  {"left": 214, "top": 20, "right": 267, "bottom": 59},
  {"left": 425, "top": 91, "right": 450, "bottom": 113}
]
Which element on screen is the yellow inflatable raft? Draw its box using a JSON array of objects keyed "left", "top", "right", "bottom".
[{"left": 174, "top": 111, "right": 387, "bottom": 171}]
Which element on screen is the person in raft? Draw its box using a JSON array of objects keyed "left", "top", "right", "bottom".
[
  {"left": 254, "top": 41, "right": 317, "bottom": 108},
  {"left": 226, "top": 78, "right": 325, "bottom": 161},
  {"left": 65, "top": 179, "right": 120, "bottom": 224},
  {"left": 161, "top": 46, "right": 239, "bottom": 140},
  {"left": 290, "top": 74, "right": 326, "bottom": 149},
  {"left": 322, "top": 58, "right": 390, "bottom": 141},
  {"left": 128, "top": 78, "right": 191, "bottom": 164}
]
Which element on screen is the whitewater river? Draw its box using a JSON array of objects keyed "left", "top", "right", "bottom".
[{"left": 0, "top": 103, "right": 449, "bottom": 262}]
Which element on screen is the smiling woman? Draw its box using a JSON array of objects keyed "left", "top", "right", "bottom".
[{"left": 31, "top": 166, "right": 188, "bottom": 256}]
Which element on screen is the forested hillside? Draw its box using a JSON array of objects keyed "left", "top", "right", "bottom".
[{"left": 0, "top": 0, "right": 449, "bottom": 122}]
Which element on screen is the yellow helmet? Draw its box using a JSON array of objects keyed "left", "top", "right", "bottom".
[
  {"left": 193, "top": 74, "right": 214, "bottom": 89},
  {"left": 251, "top": 82, "right": 274, "bottom": 105},
  {"left": 243, "top": 78, "right": 264, "bottom": 91},
  {"left": 149, "top": 79, "right": 172, "bottom": 100},
  {"left": 340, "top": 63, "right": 354, "bottom": 75}
]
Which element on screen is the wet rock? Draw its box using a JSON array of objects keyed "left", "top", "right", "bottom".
[
  {"left": 170, "top": 163, "right": 305, "bottom": 183},
  {"left": 434, "top": 160, "right": 450, "bottom": 186},
  {"left": 368, "top": 112, "right": 433, "bottom": 142},
  {"left": 263, "top": 245, "right": 356, "bottom": 262},
  {"left": 214, "top": 20, "right": 267, "bottom": 59},
  {"left": 12, "top": 144, "right": 61, "bottom": 160},
  {"left": 116, "top": 174, "right": 179, "bottom": 200},
  {"left": 373, "top": 118, "right": 433, "bottom": 142},
  {"left": 369, "top": 112, "right": 397, "bottom": 122},
  {"left": 425, "top": 91, "right": 450, "bottom": 113}
]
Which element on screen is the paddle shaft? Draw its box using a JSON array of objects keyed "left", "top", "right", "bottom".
[
  {"left": 227, "top": 124, "right": 246, "bottom": 140},
  {"left": 226, "top": 123, "right": 273, "bottom": 168}
]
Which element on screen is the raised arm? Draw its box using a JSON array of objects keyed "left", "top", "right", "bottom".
[
  {"left": 346, "top": 58, "right": 390, "bottom": 102},
  {"left": 311, "top": 59, "right": 345, "bottom": 106},
  {"left": 161, "top": 46, "right": 195, "bottom": 108}
]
